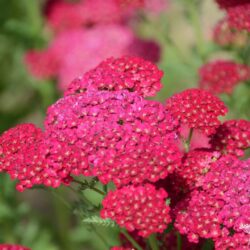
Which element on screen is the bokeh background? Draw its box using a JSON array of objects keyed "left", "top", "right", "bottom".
[{"left": 0, "top": 0, "right": 249, "bottom": 249}]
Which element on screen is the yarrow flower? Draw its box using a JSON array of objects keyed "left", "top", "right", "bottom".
[
  {"left": 101, "top": 184, "right": 171, "bottom": 237},
  {"left": 66, "top": 56, "right": 163, "bottom": 97},
  {"left": 165, "top": 89, "right": 227, "bottom": 135},
  {"left": 25, "top": 27, "right": 160, "bottom": 91},
  {"left": 210, "top": 119, "right": 250, "bottom": 156},
  {"left": 227, "top": 4, "right": 250, "bottom": 33},
  {"left": 216, "top": 0, "right": 249, "bottom": 9},
  {"left": 175, "top": 156, "right": 250, "bottom": 249},
  {"left": 199, "top": 60, "right": 250, "bottom": 94},
  {"left": 45, "top": 90, "right": 181, "bottom": 187},
  {"left": 0, "top": 245, "right": 31, "bottom": 250}
]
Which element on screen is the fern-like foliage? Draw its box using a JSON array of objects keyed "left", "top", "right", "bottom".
[{"left": 82, "top": 216, "right": 118, "bottom": 228}]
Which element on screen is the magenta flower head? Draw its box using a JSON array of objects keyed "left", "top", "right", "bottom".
[
  {"left": 101, "top": 184, "right": 171, "bottom": 237},
  {"left": 199, "top": 60, "right": 250, "bottom": 95},
  {"left": 175, "top": 156, "right": 250, "bottom": 249},
  {"left": 165, "top": 88, "right": 228, "bottom": 135},
  {"left": 0, "top": 123, "right": 43, "bottom": 174},
  {"left": 45, "top": 90, "right": 181, "bottom": 187},
  {"left": 216, "top": 0, "right": 249, "bottom": 9},
  {"left": 66, "top": 56, "right": 164, "bottom": 97},
  {"left": 227, "top": 3, "right": 250, "bottom": 33},
  {"left": 210, "top": 119, "right": 250, "bottom": 157},
  {"left": 0, "top": 245, "right": 31, "bottom": 250}
]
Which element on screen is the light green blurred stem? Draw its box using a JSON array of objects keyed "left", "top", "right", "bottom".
[
  {"left": 185, "top": 0, "right": 206, "bottom": 60},
  {"left": 176, "top": 232, "right": 182, "bottom": 250},
  {"left": 121, "top": 230, "right": 143, "bottom": 250},
  {"left": 148, "top": 234, "right": 160, "bottom": 250},
  {"left": 184, "top": 128, "right": 193, "bottom": 152}
]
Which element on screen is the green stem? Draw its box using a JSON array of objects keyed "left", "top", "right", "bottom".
[
  {"left": 176, "top": 232, "right": 182, "bottom": 250},
  {"left": 148, "top": 234, "right": 160, "bottom": 250},
  {"left": 121, "top": 230, "right": 143, "bottom": 250},
  {"left": 73, "top": 178, "right": 105, "bottom": 195},
  {"left": 184, "top": 128, "right": 194, "bottom": 152}
]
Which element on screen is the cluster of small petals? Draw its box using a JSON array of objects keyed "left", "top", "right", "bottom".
[
  {"left": 175, "top": 149, "right": 220, "bottom": 189},
  {"left": 216, "top": 0, "right": 249, "bottom": 9},
  {"left": 199, "top": 60, "right": 250, "bottom": 95},
  {"left": 101, "top": 184, "right": 171, "bottom": 237},
  {"left": 210, "top": 119, "right": 250, "bottom": 156},
  {"left": 25, "top": 26, "right": 161, "bottom": 91},
  {"left": 111, "top": 247, "right": 133, "bottom": 250},
  {"left": 165, "top": 89, "right": 227, "bottom": 135},
  {"left": 215, "top": 232, "right": 250, "bottom": 250},
  {"left": 175, "top": 156, "right": 250, "bottom": 248},
  {"left": 114, "top": 0, "right": 144, "bottom": 9},
  {"left": 0, "top": 244, "right": 31, "bottom": 250},
  {"left": 45, "top": 90, "right": 181, "bottom": 186},
  {"left": 213, "top": 18, "right": 248, "bottom": 47},
  {"left": 227, "top": 4, "right": 250, "bottom": 32},
  {"left": 66, "top": 56, "right": 163, "bottom": 97},
  {"left": 0, "top": 124, "right": 43, "bottom": 173}
]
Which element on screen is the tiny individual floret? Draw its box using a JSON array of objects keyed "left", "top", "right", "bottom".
[
  {"left": 101, "top": 184, "right": 171, "bottom": 237},
  {"left": 45, "top": 90, "right": 181, "bottom": 187},
  {"left": 0, "top": 244, "right": 31, "bottom": 250},
  {"left": 199, "top": 60, "right": 250, "bottom": 95},
  {"left": 210, "top": 119, "right": 250, "bottom": 156},
  {"left": 66, "top": 56, "right": 163, "bottom": 97},
  {"left": 175, "top": 156, "right": 250, "bottom": 248},
  {"left": 165, "top": 89, "right": 227, "bottom": 135}
]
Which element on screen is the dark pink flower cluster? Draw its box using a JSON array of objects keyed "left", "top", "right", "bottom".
[
  {"left": 216, "top": 0, "right": 249, "bottom": 9},
  {"left": 175, "top": 156, "right": 250, "bottom": 249},
  {"left": 165, "top": 89, "right": 228, "bottom": 135},
  {"left": 227, "top": 4, "right": 250, "bottom": 33},
  {"left": 199, "top": 60, "right": 250, "bottom": 94},
  {"left": 66, "top": 56, "right": 163, "bottom": 97},
  {"left": 101, "top": 184, "right": 171, "bottom": 237},
  {"left": 0, "top": 245, "right": 31, "bottom": 250},
  {"left": 175, "top": 149, "right": 220, "bottom": 190},
  {"left": 216, "top": 0, "right": 250, "bottom": 33},
  {"left": 210, "top": 119, "right": 250, "bottom": 156},
  {"left": 45, "top": 90, "right": 181, "bottom": 187}
]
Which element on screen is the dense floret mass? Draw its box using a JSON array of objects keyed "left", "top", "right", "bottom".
[
  {"left": 216, "top": 0, "right": 249, "bottom": 9},
  {"left": 45, "top": 90, "right": 181, "bottom": 186},
  {"left": 199, "top": 60, "right": 250, "bottom": 94},
  {"left": 175, "top": 156, "right": 250, "bottom": 248},
  {"left": 175, "top": 149, "right": 220, "bottom": 189},
  {"left": 101, "top": 184, "right": 171, "bottom": 237},
  {"left": 66, "top": 56, "right": 163, "bottom": 97},
  {"left": 165, "top": 89, "right": 227, "bottom": 135},
  {"left": 210, "top": 119, "right": 250, "bottom": 156},
  {"left": 227, "top": 4, "right": 250, "bottom": 32},
  {"left": 0, "top": 245, "right": 31, "bottom": 250}
]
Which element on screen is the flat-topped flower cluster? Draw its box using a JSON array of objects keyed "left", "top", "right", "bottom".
[{"left": 1, "top": 55, "right": 250, "bottom": 249}]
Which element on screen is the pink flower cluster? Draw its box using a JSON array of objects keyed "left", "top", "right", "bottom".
[
  {"left": 66, "top": 56, "right": 164, "bottom": 97},
  {"left": 165, "top": 88, "right": 227, "bottom": 135},
  {"left": 175, "top": 156, "right": 250, "bottom": 249},
  {"left": 0, "top": 245, "right": 30, "bottom": 250},
  {"left": 216, "top": 0, "right": 250, "bottom": 33},
  {"left": 101, "top": 184, "right": 171, "bottom": 237},
  {"left": 210, "top": 119, "right": 250, "bottom": 156},
  {"left": 199, "top": 60, "right": 250, "bottom": 94}
]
